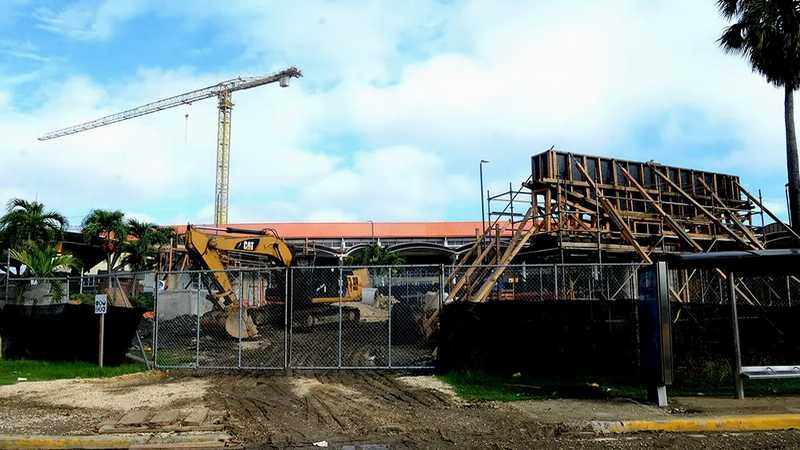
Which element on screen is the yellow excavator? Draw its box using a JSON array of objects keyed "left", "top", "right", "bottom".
[
  {"left": 185, "top": 225, "right": 292, "bottom": 338},
  {"left": 184, "top": 225, "right": 367, "bottom": 339}
]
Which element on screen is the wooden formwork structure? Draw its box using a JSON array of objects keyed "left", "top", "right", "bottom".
[
  {"left": 524, "top": 149, "right": 772, "bottom": 260},
  {"left": 447, "top": 148, "right": 800, "bottom": 303}
]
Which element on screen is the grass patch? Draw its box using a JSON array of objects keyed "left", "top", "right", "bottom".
[
  {"left": 438, "top": 371, "right": 800, "bottom": 403},
  {"left": 152, "top": 348, "right": 196, "bottom": 367},
  {"left": 671, "top": 378, "right": 800, "bottom": 397},
  {"left": 0, "top": 359, "right": 146, "bottom": 386},
  {"left": 437, "top": 371, "right": 646, "bottom": 402}
]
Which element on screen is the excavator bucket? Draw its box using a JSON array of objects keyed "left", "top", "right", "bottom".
[{"left": 224, "top": 305, "right": 259, "bottom": 339}]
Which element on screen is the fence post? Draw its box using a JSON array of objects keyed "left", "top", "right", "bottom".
[
  {"left": 65, "top": 275, "right": 70, "bottom": 303},
  {"left": 238, "top": 270, "right": 243, "bottom": 369},
  {"left": 388, "top": 267, "right": 393, "bottom": 368},
  {"left": 439, "top": 264, "right": 445, "bottom": 308},
  {"left": 153, "top": 270, "right": 159, "bottom": 368},
  {"left": 729, "top": 272, "right": 745, "bottom": 399},
  {"left": 700, "top": 270, "right": 705, "bottom": 304},
  {"left": 196, "top": 272, "right": 201, "bottom": 369},
  {"left": 554, "top": 264, "right": 559, "bottom": 300},
  {"left": 79, "top": 272, "right": 83, "bottom": 294},
  {"left": 788, "top": 276, "right": 792, "bottom": 307},
  {"left": 338, "top": 265, "right": 343, "bottom": 369},
  {"left": 284, "top": 268, "right": 289, "bottom": 372}
]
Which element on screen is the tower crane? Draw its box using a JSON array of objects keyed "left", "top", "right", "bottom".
[{"left": 38, "top": 66, "right": 302, "bottom": 226}]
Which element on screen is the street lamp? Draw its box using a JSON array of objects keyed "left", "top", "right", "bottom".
[
  {"left": 368, "top": 220, "right": 375, "bottom": 242},
  {"left": 480, "top": 160, "right": 490, "bottom": 234}
]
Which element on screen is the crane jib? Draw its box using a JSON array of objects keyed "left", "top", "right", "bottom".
[
  {"left": 37, "top": 66, "right": 301, "bottom": 227},
  {"left": 37, "top": 66, "right": 302, "bottom": 141}
]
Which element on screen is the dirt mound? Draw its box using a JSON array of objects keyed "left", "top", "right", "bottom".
[{"left": 205, "top": 372, "right": 556, "bottom": 448}]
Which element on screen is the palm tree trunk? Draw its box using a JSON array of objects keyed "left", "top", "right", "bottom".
[{"left": 785, "top": 85, "right": 800, "bottom": 231}]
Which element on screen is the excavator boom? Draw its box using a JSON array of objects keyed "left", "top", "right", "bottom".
[{"left": 184, "top": 225, "right": 294, "bottom": 338}]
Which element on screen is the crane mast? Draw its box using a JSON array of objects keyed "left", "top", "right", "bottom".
[{"left": 39, "top": 66, "right": 302, "bottom": 226}]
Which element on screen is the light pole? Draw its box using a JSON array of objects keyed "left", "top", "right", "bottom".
[
  {"left": 480, "top": 160, "right": 490, "bottom": 234},
  {"left": 368, "top": 220, "right": 375, "bottom": 242}
]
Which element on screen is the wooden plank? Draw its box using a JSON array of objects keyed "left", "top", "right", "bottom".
[
  {"left": 651, "top": 165, "right": 753, "bottom": 249},
  {"left": 149, "top": 409, "right": 182, "bottom": 426},
  {"left": 617, "top": 164, "right": 703, "bottom": 252},
  {"left": 443, "top": 238, "right": 479, "bottom": 289},
  {"left": 735, "top": 181, "right": 800, "bottom": 242},
  {"left": 183, "top": 408, "right": 209, "bottom": 426},
  {"left": 118, "top": 410, "right": 150, "bottom": 426},
  {"left": 472, "top": 218, "right": 540, "bottom": 302},
  {"left": 695, "top": 176, "right": 764, "bottom": 250},
  {"left": 448, "top": 240, "right": 496, "bottom": 301},
  {"left": 571, "top": 156, "right": 652, "bottom": 264}
]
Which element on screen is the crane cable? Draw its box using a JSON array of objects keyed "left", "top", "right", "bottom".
[{"left": 184, "top": 103, "right": 191, "bottom": 146}]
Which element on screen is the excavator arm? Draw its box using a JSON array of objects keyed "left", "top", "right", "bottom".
[
  {"left": 183, "top": 224, "right": 294, "bottom": 338},
  {"left": 185, "top": 226, "right": 292, "bottom": 306}
]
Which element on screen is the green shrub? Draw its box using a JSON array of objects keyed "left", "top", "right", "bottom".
[
  {"left": 69, "top": 293, "right": 94, "bottom": 305},
  {"left": 131, "top": 293, "right": 154, "bottom": 310}
]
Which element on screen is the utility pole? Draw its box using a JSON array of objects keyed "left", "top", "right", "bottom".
[{"left": 480, "top": 160, "right": 490, "bottom": 234}]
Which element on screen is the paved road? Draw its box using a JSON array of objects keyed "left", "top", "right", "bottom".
[{"left": 549, "top": 430, "right": 800, "bottom": 449}]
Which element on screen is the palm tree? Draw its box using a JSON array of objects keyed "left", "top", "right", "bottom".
[
  {"left": 345, "top": 243, "right": 405, "bottom": 266},
  {"left": 0, "top": 198, "right": 67, "bottom": 248},
  {"left": 718, "top": 0, "right": 800, "bottom": 229},
  {"left": 81, "top": 209, "right": 128, "bottom": 273},
  {"left": 10, "top": 243, "right": 80, "bottom": 277},
  {"left": 10, "top": 242, "right": 80, "bottom": 303},
  {"left": 122, "top": 219, "right": 174, "bottom": 271}
]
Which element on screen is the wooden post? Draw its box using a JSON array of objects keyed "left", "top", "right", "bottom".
[
  {"left": 572, "top": 156, "right": 652, "bottom": 263},
  {"left": 651, "top": 165, "right": 752, "bottom": 249},
  {"left": 98, "top": 312, "right": 105, "bottom": 368},
  {"left": 695, "top": 176, "right": 764, "bottom": 249},
  {"left": 618, "top": 164, "right": 702, "bottom": 252},
  {"left": 736, "top": 181, "right": 800, "bottom": 242},
  {"left": 729, "top": 272, "right": 744, "bottom": 399}
]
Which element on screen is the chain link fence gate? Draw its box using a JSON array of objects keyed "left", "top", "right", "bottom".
[{"left": 152, "top": 265, "right": 443, "bottom": 370}]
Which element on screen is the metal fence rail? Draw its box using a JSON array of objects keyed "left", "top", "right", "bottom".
[{"left": 3, "top": 263, "right": 797, "bottom": 371}]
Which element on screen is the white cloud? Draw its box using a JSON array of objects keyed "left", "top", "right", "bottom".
[
  {"left": 33, "top": 0, "right": 147, "bottom": 41},
  {"left": 2, "top": 0, "right": 797, "bottom": 224}
]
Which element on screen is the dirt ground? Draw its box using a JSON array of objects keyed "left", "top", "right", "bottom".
[
  {"left": 4, "top": 371, "right": 800, "bottom": 448},
  {"left": 206, "top": 371, "right": 560, "bottom": 448},
  {"left": 0, "top": 371, "right": 210, "bottom": 435},
  {"left": 202, "top": 372, "right": 800, "bottom": 449}
]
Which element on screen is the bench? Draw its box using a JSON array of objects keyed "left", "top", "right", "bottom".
[{"left": 741, "top": 365, "right": 800, "bottom": 380}]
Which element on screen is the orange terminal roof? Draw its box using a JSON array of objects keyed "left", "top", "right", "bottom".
[{"left": 173, "top": 221, "right": 504, "bottom": 239}]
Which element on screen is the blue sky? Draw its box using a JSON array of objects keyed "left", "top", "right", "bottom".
[{"left": 0, "top": 0, "right": 794, "bottom": 226}]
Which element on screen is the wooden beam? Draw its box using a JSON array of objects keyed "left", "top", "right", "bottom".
[
  {"left": 472, "top": 213, "right": 540, "bottom": 302},
  {"left": 650, "top": 165, "right": 753, "bottom": 249},
  {"left": 617, "top": 163, "right": 703, "bottom": 252},
  {"left": 443, "top": 238, "right": 480, "bottom": 288},
  {"left": 735, "top": 181, "right": 800, "bottom": 242},
  {"left": 695, "top": 176, "right": 764, "bottom": 250},
  {"left": 448, "top": 242, "right": 496, "bottom": 301},
  {"left": 571, "top": 155, "right": 652, "bottom": 264}
]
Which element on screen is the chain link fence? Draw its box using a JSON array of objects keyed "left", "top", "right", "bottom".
[
  {"left": 152, "top": 265, "right": 442, "bottom": 370},
  {"left": 667, "top": 268, "right": 800, "bottom": 306},
  {"left": 445, "top": 263, "right": 639, "bottom": 302},
  {"left": 6, "top": 263, "right": 796, "bottom": 372}
]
